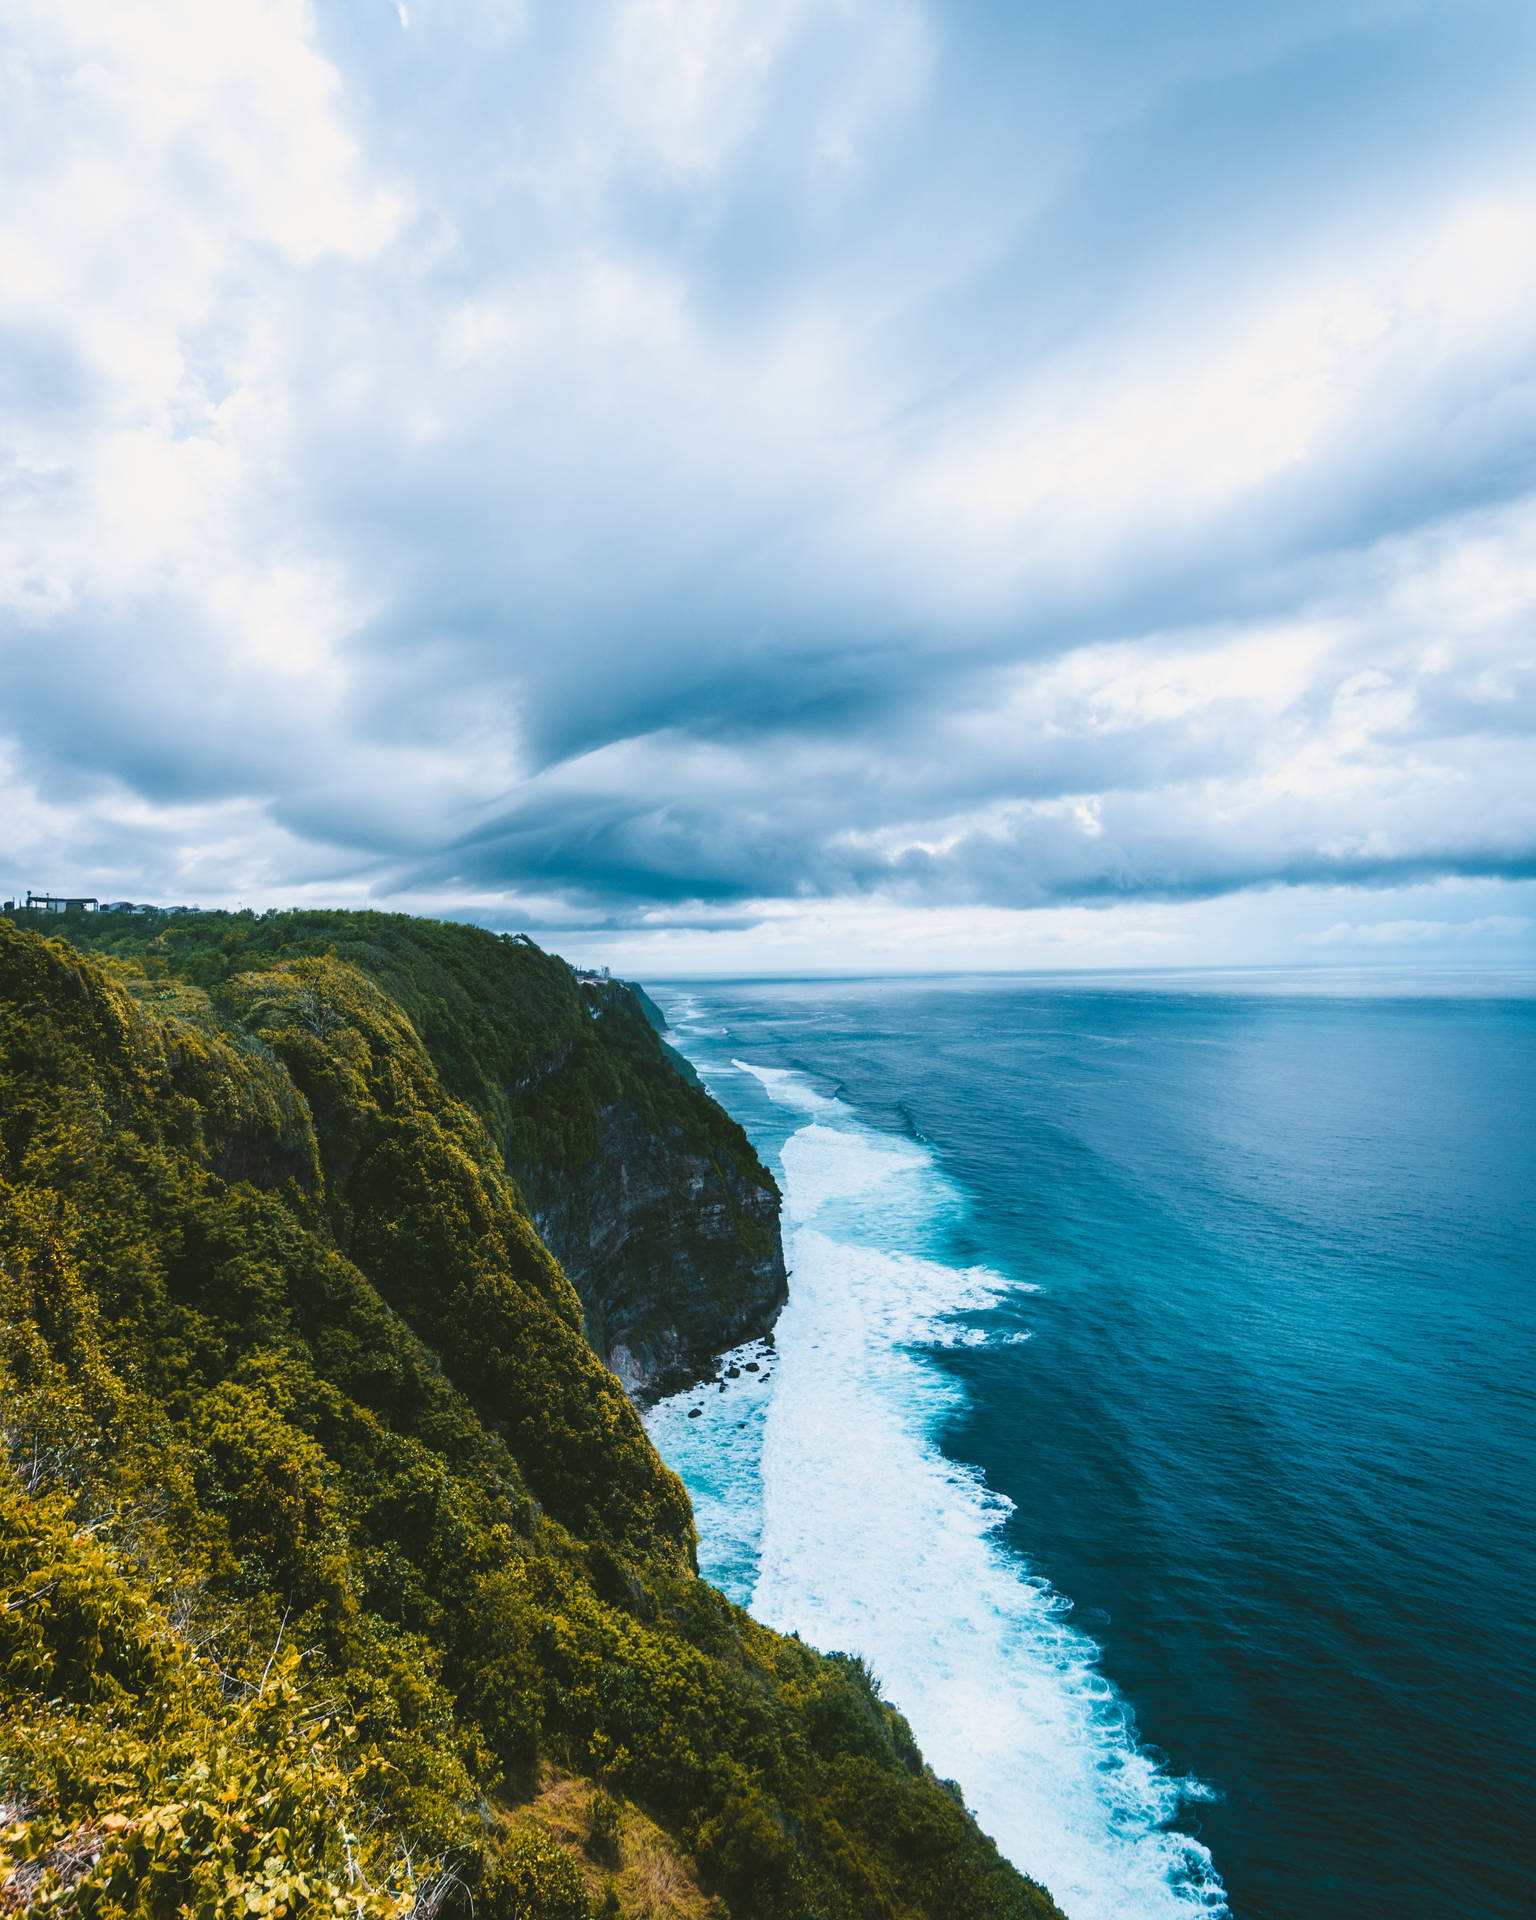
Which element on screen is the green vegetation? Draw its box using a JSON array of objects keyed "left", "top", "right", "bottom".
[
  {"left": 31, "top": 908, "right": 765, "bottom": 1203},
  {"left": 30, "top": 909, "right": 783, "bottom": 1394},
  {"left": 0, "top": 913, "right": 1064, "bottom": 1919}
]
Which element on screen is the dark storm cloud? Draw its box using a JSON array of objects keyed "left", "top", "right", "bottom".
[{"left": 4, "top": 0, "right": 1536, "bottom": 948}]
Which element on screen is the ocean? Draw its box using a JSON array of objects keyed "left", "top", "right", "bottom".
[{"left": 640, "top": 972, "right": 1536, "bottom": 1920}]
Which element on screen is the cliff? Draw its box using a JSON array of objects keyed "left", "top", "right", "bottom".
[
  {"left": 516, "top": 978, "right": 786, "bottom": 1399},
  {"left": 40, "top": 908, "right": 787, "bottom": 1397},
  {"left": 0, "top": 911, "right": 1066, "bottom": 1920}
]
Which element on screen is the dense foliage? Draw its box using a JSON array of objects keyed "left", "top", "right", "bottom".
[
  {"left": 37, "top": 910, "right": 783, "bottom": 1392},
  {"left": 0, "top": 914, "right": 1063, "bottom": 1920},
  {"left": 40, "top": 908, "right": 768, "bottom": 1204}
]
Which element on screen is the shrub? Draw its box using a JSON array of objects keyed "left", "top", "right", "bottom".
[{"left": 484, "top": 1831, "right": 594, "bottom": 1920}]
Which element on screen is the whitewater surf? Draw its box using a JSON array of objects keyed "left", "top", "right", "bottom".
[{"left": 646, "top": 1025, "right": 1225, "bottom": 1920}]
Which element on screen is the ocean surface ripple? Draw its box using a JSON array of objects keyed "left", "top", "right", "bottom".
[{"left": 642, "top": 974, "right": 1536, "bottom": 1920}]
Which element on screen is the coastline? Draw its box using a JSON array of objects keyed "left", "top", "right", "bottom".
[
  {"left": 640, "top": 970, "right": 1536, "bottom": 1920},
  {"left": 643, "top": 991, "right": 1228, "bottom": 1920}
]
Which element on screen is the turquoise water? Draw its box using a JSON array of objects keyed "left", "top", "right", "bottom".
[{"left": 642, "top": 972, "right": 1536, "bottom": 1920}]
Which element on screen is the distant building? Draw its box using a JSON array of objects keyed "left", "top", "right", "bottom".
[{"left": 26, "top": 891, "right": 98, "bottom": 913}]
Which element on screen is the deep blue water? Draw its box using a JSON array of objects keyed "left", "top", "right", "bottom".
[{"left": 642, "top": 972, "right": 1536, "bottom": 1920}]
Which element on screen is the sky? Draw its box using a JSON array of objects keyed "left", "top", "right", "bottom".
[{"left": 4, "top": 0, "right": 1536, "bottom": 974}]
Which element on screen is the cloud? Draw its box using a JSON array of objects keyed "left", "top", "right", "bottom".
[
  {"left": 1301, "top": 915, "right": 1533, "bottom": 948},
  {"left": 2, "top": 0, "right": 1535, "bottom": 966}
]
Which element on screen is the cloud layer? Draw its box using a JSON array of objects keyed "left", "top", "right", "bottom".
[{"left": 4, "top": 0, "right": 1536, "bottom": 966}]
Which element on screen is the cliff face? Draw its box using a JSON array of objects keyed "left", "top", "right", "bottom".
[
  {"left": 530, "top": 1091, "right": 787, "bottom": 1398},
  {"left": 515, "top": 981, "right": 786, "bottom": 1398}
]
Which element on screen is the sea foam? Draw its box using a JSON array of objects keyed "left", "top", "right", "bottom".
[{"left": 646, "top": 1037, "right": 1227, "bottom": 1920}]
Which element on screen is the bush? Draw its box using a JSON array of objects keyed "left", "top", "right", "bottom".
[
  {"left": 484, "top": 1831, "right": 594, "bottom": 1920},
  {"left": 583, "top": 1789, "right": 621, "bottom": 1868}
]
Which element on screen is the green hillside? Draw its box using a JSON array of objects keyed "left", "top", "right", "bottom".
[
  {"left": 28, "top": 909, "right": 787, "bottom": 1399},
  {"left": 0, "top": 915, "right": 1064, "bottom": 1920}
]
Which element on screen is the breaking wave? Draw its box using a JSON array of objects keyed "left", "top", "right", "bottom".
[{"left": 646, "top": 1038, "right": 1227, "bottom": 1920}]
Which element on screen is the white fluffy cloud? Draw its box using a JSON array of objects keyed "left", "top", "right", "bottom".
[{"left": 2, "top": 0, "right": 1535, "bottom": 969}]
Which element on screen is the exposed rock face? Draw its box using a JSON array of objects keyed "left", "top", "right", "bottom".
[{"left": 531, "top": 1095, "right": 788, "bottom": 1400}]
